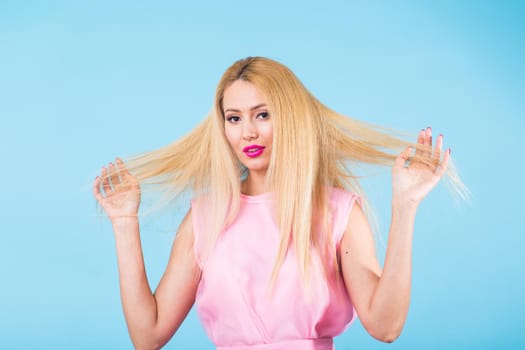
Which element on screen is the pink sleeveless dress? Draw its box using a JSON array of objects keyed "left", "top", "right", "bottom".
[{"left": 191, "top": 187, "right": 360, "bottom": 350}]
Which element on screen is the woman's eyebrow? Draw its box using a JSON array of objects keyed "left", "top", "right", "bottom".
[{"left": 224, "top": 104, "right": 267, "bottom": 114}]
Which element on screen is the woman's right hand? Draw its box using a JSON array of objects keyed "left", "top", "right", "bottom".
[{"left": 93, "top": 158, "right": 141, "bottom": 221}]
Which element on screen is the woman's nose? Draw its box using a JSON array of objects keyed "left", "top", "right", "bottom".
[{"left": 242, "top": 120, "right": 258, "bottom": 140}]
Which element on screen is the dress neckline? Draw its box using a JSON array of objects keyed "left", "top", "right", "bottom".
[{"left": 239, "top": 192, "right": 274, "bottom": 203}]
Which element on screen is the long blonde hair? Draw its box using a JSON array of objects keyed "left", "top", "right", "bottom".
[{"left": 120, "top": 56, "right": 467, "bottom": 284}]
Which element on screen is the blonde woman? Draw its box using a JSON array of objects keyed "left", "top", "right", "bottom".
[{"left": 93, "top": 57, "right": 463, "bottom": 350}]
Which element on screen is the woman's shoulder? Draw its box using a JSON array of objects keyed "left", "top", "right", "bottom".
[
  {"left": 325, "top": 187, "right": 362, "bottom": 245},
  {"left": 190, "top": 193, "right": 214, "bottom": 210},
  {"left": 326, "top": 186, "right": 360, "bottom": 205}
]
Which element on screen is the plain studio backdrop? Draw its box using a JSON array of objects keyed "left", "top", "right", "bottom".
[{"left": 0, "top": 1, "right": 523, "bottom": 349}]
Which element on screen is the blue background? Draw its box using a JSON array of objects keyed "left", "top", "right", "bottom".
[{"left": 1, "top": 1, "right": 523, "bottom": 349}]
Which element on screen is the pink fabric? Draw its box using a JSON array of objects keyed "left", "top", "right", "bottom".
[{"left": 191, "top": 187, "right": 360, "bottom": 350}]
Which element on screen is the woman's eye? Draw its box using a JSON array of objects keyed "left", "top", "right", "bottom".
[
  {"left": 256, "top": 112, "right": 269, "bottom": 119},
  {"left": 226, "top": 116, "right": 240, "bottom": 123}
]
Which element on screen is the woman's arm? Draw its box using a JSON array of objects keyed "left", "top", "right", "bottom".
[
  {"left": 340, "top": 128, "right": 450, "bottom": 342},
  {"left": 94, "top": 159, "right": 201, "bottom": 350},
  {"left": 340, "top": 201, "right": 416, "bottom": 343},
  {"left": 112, "top": 213, "right": 200, "bottom": 350}
]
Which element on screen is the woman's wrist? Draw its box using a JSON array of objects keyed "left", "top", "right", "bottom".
[
  {"left": 111, "top": 216, "right": 140, "bottom": 232},
  {"left": 391, "top": 198, "right": 419, "bottom": 216}
]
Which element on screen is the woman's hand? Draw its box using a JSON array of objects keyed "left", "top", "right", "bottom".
[
  {"left": 93, "top": 158, "right": 141, "bottom": 220},
  {"left": 392, "top": 127, "right": 451, "bottom": 207}
]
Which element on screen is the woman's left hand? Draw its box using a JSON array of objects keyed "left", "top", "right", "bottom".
[{"left": 392, "top": 127, "right": 451, "bottom": 207}]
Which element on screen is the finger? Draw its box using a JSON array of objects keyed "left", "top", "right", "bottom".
[
  {"left": 435, "top": 148, "right": 451, "bottom": 177},
  {"left": 432, "top": 134, "right": 443, "bottom": 166},
  {"left": 415, "top": 129, "right": 425, "bottom": 157},
  {"left": 101, "top": 167, "right": 112, "bottom": 194},
  {"left": 93, "top": 176, "right": 104, "bottom": 202},
  {"left": 424, "top": 126, "right": 432, "bottom": 158},
  {"left": 117, "top": 158, "right": 140, "bottom": 190},
  {"left": 394, "top": 146, "right": 412, "bottom": 169},
  {"left": 115, "top": 157, "right": 131, "bottom": 180},
  {"left": 109, "top": 162, "right": 120, "bottom": 187}
]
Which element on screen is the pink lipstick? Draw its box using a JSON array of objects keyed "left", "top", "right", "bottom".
[{"left": 243, "top": 144, "right": 265, "bottom": 158}]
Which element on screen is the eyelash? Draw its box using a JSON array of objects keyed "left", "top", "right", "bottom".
[
  {"left": 226, "top": 116, "right": 240, "bottom": 123},
  {"left": 226, "top": 112, "right": 269, "bottom": 123}
]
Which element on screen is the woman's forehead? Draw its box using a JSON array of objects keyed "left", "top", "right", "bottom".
[{"left": 222, "top": 80, "right": 268, "bottom": 112}]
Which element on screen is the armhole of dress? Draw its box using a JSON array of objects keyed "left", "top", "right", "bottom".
[
  {"left": 190, "top": 199, "right": 204, "bottom": 269},
  {"left": 334, "top": 192, "right": 362, "bottom": 249}
]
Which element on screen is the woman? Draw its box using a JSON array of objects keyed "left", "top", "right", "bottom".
[{"left": 93, "top": 57, "right": 464, "bottom": 350}]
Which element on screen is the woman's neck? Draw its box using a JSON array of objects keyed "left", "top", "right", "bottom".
[{"left": 241, "top": 173, "right": 267, "bottom": 195}]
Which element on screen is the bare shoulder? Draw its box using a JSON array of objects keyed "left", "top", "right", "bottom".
[
  {"left": 174, "top": 209, "right": 195, "bottom": 244},
  {"left": 166, "top": 208, "right": 200, "bottom": 276},
  {"left": 340, "top": 201, "right": 373, "bottom": 252},
  {"left": 339, "top": 200, "right": 381, "bottom": 290}
]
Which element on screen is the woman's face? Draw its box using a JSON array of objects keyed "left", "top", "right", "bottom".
[{"left": 223, "top": 80, "right": 273, "bottom": 177}]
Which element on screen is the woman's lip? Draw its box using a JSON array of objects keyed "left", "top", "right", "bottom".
[
  {"left": 243, "top": 145, "right": 265, "bottom": 152},
  {"left": 243, "top": 145, "right": 265, "bottom": 158},
  {"left": 244, "top": 149, "right": 264, "bottom": 158}
]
